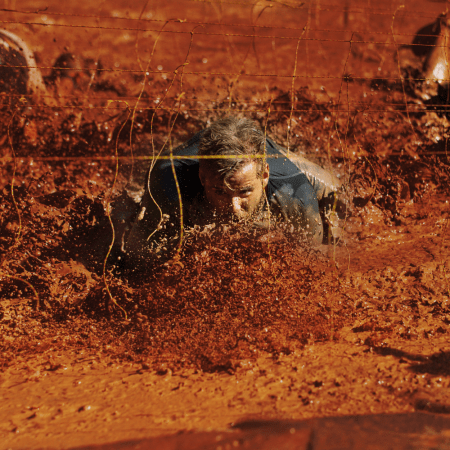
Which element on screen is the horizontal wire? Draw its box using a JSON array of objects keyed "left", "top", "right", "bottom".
[
  {"left": 0, "top": 8, "right": 447, "bottom": 159},
  {"left": 4, "top": 89, "right": 450, "bottom": 105},
  {"left": 175, "top": 0, "right": 449, "bottom": 20},
  {"left": 2, "top": 104, "right": 450, "bottom": 113},
  {"left": 0, "top": 97, "right": 445, "bottom": 108},
  {"left": 2, "top": 151, "right": 449, "bottom": 164},
  {"left": 0, "top": 63, "right": 444, "bottom": 82},
  {"left": 1, "top": 88, "right": 448, "bottom": 105},
  {"left": 2, "top": 0, "right": 447, "bottom": 18},
  {"left": 0, "top": 19, "right": 445, "bottom": 45},
  {"left": 5, "top": 92, "right": 450, "bottom": 109},
  {"left": 0, "top": 9, "right": 445, "bottom": 40},
  {"left": 292, "top": 0, "right": 450, "bottom": 17}
]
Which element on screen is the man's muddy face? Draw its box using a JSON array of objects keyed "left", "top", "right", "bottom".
[{"left": 200, "top": 161, "right": 269, "bottom": 222}]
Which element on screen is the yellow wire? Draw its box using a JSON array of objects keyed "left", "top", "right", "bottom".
[
  {"left": 7, "top": 110, "right": 22, "bottom": 246},
  {"left": 0, "top": 109, "right": 40, "bottom": 309},
  {"left": 287, "top": 17, "right": 309, "bottom": 156},
  {"left": 168, "top": 27, "right": 201, "bottom": 257},
  {"left": 102, "top": 100, "right": 131, "bottom": 319},
  {"left": 0, "top": 272, "right": 39, "bottom": 309}
]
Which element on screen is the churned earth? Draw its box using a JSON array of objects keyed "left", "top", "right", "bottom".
[{"left": 1, "top": 0, "right": 450, "bottom": 449}]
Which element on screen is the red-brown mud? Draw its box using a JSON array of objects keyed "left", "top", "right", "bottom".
[{"left": 1, "top": 0, "right": 450, "bottom": 449}]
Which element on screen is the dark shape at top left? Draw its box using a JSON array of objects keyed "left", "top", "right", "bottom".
[{"left": 0, "top": 28, "right": 51, "bottom": 105}]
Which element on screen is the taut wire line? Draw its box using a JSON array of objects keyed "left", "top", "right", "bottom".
[
  {"left": 338, "top": 34, "right": 354, "bottom": 252},
  {"left": 441, "top": 205, "right": 450, "bottom": 299},
  {"left": 262, "top": 96, "right": 280, "bottom": 284},
  {"left": 3, "top": 64, "right": 450, "bottom": 84},
  {"left": 227, "top": 3, "right": 272, "bottom": 111},
  {"left": 134, "top": 0, "right": 151, "bottom": 74},
  {"left": 82, "top": 1, "right": 105, "bottom": 112},
  {"left": 1, "top": 5, "right": 446, "bottom": 36},
  {"left": 287, "top": 17, "right": 309, "bottom": 157},
  {"left": 355, "top": 112, "right": 381, "bottom": 209},
  {"left": 144, "top": 26, "right": 190, "bottom": 245},
  {"left": 250, "top": 3, "right": 272, "bottom": 88},
  {"left": 103, "top": 101, "right": 131, "bottom": 319},
  {"left": 3, "top": 18, "right": 445, "bottom": 47},
  {"left": 169, "top": 26, "right": 202, "bottom": 258},
  {"left": 326, "top": 32, "right": 353, "bottom": 261},
  {"left": 0, "top": 272, "right": 40, "bottom": 309},
  {"left": 392, "top": 5, "right": 421, "bottom": 160},
  {"left": 209, "top": 1, "right": 239, "bottom": 102},
  {"left": 183, "top": 0, "right": 449, "bottom": 20},
  {"left": 7, "top": 110, "right": 22, "bottom": 246},
  {"left": 0, "top": 109, "right": 40, "bottom": 309},
  {"left": 441, "top": 9, "right": 450, "bottom": 165},
  {"left": 143, "top": 24, "right": 199, "bottom": 249},
  {"left": 130, "top": 20, "right": 170, "bottom": 185},
  {"left": 326, "top": 34, "right": 349, "bottom": 167},
  {"left": 4, "top": 146, "right": 450, "bottom": 165},
  {"left": 2, "top": 1, "right": 448, "bottom": 19},
  {"left": 4, "top": 99, "right": 450, "bottom": 114}
]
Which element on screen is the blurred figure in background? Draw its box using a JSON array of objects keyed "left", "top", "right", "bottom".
[
  {"left": 0, "top": 29, "right": 49, "bottom": 104},
  {"left": 410, "top": 13, "right": 450, "bottom": 101},
  {"left": 0, "top": 29, "right": 101, "bottom": 105}
]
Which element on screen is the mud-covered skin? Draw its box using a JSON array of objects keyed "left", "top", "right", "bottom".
[{"left": 124, "top": 131, "right": 329, "bottom": 269}]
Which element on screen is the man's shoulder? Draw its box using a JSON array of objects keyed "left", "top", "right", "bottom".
[
  {"left": 265, "top": 138, "right": 307, "bottom": 180},
  {"left": 154, "top": 131, "right": 203, "bottom": 176}
]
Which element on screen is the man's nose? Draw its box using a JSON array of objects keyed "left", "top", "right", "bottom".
[{"left": 231, "top": 196, "right": 243, "bottom": 216}]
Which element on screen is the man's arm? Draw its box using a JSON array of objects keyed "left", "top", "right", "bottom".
[
  {"left": 123, "top": 160, "right": 185, "bottom": 270},
  {"left": 124, "top": 137, "right": 203, "bottom": 270},
  {"left": 124, "top": 193, "right": 171, "bottom": 270}
]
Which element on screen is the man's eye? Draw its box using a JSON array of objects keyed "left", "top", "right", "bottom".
[{"left": 240, "top": 189, "right": 253, "bottom": 195}]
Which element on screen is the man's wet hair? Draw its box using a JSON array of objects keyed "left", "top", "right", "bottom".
[{"left": 198, "top": 116, "right": 266, "bottom": 180}]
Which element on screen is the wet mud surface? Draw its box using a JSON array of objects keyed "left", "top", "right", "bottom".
[{"left": 1, "top": 0, "right": 450, "bottom": 449}]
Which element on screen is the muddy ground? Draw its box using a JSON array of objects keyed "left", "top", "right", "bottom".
[{"left": 1, "top": 0, "right": 450, "bottom": 449}]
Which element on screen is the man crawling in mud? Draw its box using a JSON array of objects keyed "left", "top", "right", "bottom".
[{"left": 120, "top": 116, "right": 342, "bottom": 272}]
